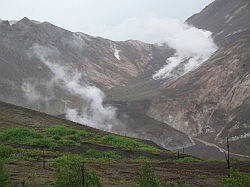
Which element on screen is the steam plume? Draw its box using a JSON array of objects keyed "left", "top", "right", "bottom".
[{"left": 27, "top": 44, "right": 121, "bottom": 131}]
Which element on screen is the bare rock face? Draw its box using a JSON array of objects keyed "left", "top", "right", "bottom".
[{"left": 146, "top": 0, "right": 250, "bottom": 155}]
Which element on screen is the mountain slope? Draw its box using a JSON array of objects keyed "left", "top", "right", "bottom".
[
  {"left": 0, "top": 0, "right": 250, "bottom": 158},
  {"left": 187, "top": 0, "right": 250, "bottom": 45},
  {"left": 0, "top": 17, "right": 192, "bottom": 150},
  {"left": 144, "top": 0, "right": 250, "bottom": 156}
]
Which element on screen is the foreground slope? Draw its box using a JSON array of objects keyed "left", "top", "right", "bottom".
[{"left": 0, "top": 101, "right": 250, "bottom": 187}]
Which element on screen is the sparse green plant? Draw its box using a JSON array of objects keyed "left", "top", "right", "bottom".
[
  {"left": 0, "top": 161, "right": 12, "bottom": 187},
  {"left": 176, "top": 157, "right": 201, "bottom": 163},
  {"left": 85, "top": 149, "right": 122, "bottom": 159},
  {"left": 30, "top": 137, "right": 56, "bottom": 149},
  {"left": 45, "top": 125, "right": 77, "bottom": 136},
  {"left": 59, "top": 139, "right": 80, "bottom": 146},
  {"left": 119, "top": 179, "right": 136, "bottom": 187},
  {"left": 54, "top": 154, "right": 83, "bottom": 187},
  {"left": 160, "top": 178, "right": 186, "bottom": 187},
  {"left": 220, "top": 170, "right": 250, "bottom": 187},
  {"left": 0, "top": 128, "right": 43, "bottom": 144},
  {"left": 138, "top": 162, "right": 160, "bottom": 187},
  {"left": 100, "top": 135, "right": 161, "bottom": 153},
  {"left": 52, "top": 154, "right": 101, "bottom": 187},
  {"left": 0, "top": 128, "right": 55, "bottom": 149},
  {"left": 84, "top": 169, "right": 101, "bottom": 187},
  {"left": 0, "top": 146, "right": 14, "bottom": 159},
  {"left": 229, "top": 157, "right": 240, "bottom": 163}
]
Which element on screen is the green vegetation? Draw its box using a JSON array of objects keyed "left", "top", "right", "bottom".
[
  {"left": 220, "top": 170, "right": 250, "bottom": 187},
  {"left": 0, "top": 128, "right": 55, "bottom": 149},
  {"left": 45, "top": 125, "right": 79, "bottom": 136},
  {"left": 100, "top": 135, "right": 161, "bottom": 153},
  {"left": 0, "top": 161, "right": 11, "bottom": 187},
  {"left": 59, "top": 139, "right": 80, "bottom": 146},
  {"left": 138, "top": 162, "right": 187, "bottom": 187},
  {"left": 138, "top": 162, "right": 160, "bottom": 187},
  {"left": 84, "top": 169, "right": 101, "bottom": 187},
  {"left": 45, "top": 125, "right": 97, "bottom": 147},
  {"left": 176, "top": 157, "right": 201, "bottom": 163},
  {"left": 85, "top": 149, "right": 122, "bottom": 159},
  {"left": 161, "top": 178, "right": 186, "bottom": 187},
  {"left": 45, "top": 125, "right": 92, "bottom": 138},
  {"left": 54, "top": 154, "right": 83, "bottom": 187},
  {"left": 132, "top": 156, "right": 150, "bottom": 162},
  {"left": 0, "top": 125, "right": 162, "bottom": 154},
  {"left": 52, "top": 154, "right": 100, "bottom": 187},
  {"left": 0, "top": 126, "right": 94, "bottom": 149},
  {"left": 0, "top": 145, "right": 14, "bottom": 159}
]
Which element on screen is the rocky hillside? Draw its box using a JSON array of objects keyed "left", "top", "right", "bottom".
[
  {"left": 0, "top": 17, "right": 193, "bottom": 151},
  {"left": 143, "top": 0, "right": 250, "bottom": 156},
  {"left": 0, "top": 0, "right": 249, "bottom": 158},
  {"left": 0, "top": 17, "right": 172, "bottom": 106}
]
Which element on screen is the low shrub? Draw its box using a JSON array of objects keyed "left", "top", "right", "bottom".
[
  {"left": 0, "top": 146, "right": 14, "bottom": 159},
  {"left": 84, "top": 169, "right": 101, "bottom": 187},
  {"left": 138, "top": 162, "right": 160, "bottom": 187},
  {"left": 0, "top": 161, "right": 11, "bottom": 187},
  {"left": 54, "top": 154, "right": 83, "bottom": 187},
  {"left": 220, "top": 170, "right": 250, "bottom": 187},
  {"left": 52, "top": 154, "right": 101, "bottom": 187}
]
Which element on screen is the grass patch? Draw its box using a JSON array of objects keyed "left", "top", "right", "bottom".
[
  {"left": 99, "top": 135, "right": 162, "bottom": 153},
  {"left": 138, "top": 162, "right": 160, "bottom": 187},
  {"left": 220, "top": 170, "right": 250, "bottom": 187},
  {"left": 85, "top": 149, "right": 122, "bottom": 159},
  {"left": 45, "top": 125, "right": 78, "bottom": 136},
  {"left": 176, "top": 157, "right": 201, "bottom": 163},
  {"left": 46, "top": 125, "right": 95, "bottom": 147},
  {"left": 59, "top": 139, "right": 80, "bottom": 146},
  {"left": 0, "top": 161, "right": 11, "bottom": 187},
  {"left": 0, "top": 145, "right": 14, "bottom": 159},
  {"left": 0, "top": 128, "right": 55, "bottom": 149},
  {"left": 0, "top": 128, "right": 43, "bottom": 144}
]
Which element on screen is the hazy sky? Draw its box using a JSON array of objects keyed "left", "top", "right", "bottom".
[{"left": 0, "top": 0, "right": 214, "bottom": 40}]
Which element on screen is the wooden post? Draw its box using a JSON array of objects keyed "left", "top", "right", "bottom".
[
  {"left": 177, "top": 151, "right": 180, "bottom": 159},
  {"left": 42, "top": 148, "right": 45, "bottom": 169},
  {"left": 81, "top": 162, "right": 85, "bottom": 186},
  {"left": 182, "top": 147, "right": 184, "bottom": 154},
  {"left": 224, "top": 137, "right": 230, "bottom": 177}
]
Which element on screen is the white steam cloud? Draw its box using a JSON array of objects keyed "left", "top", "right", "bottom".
[
  {"left": 95, "top": 16, "right": 217, "bottom": 80},
  {"left": 27, "top": 44, "right": 121, "bottom": 131}
]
